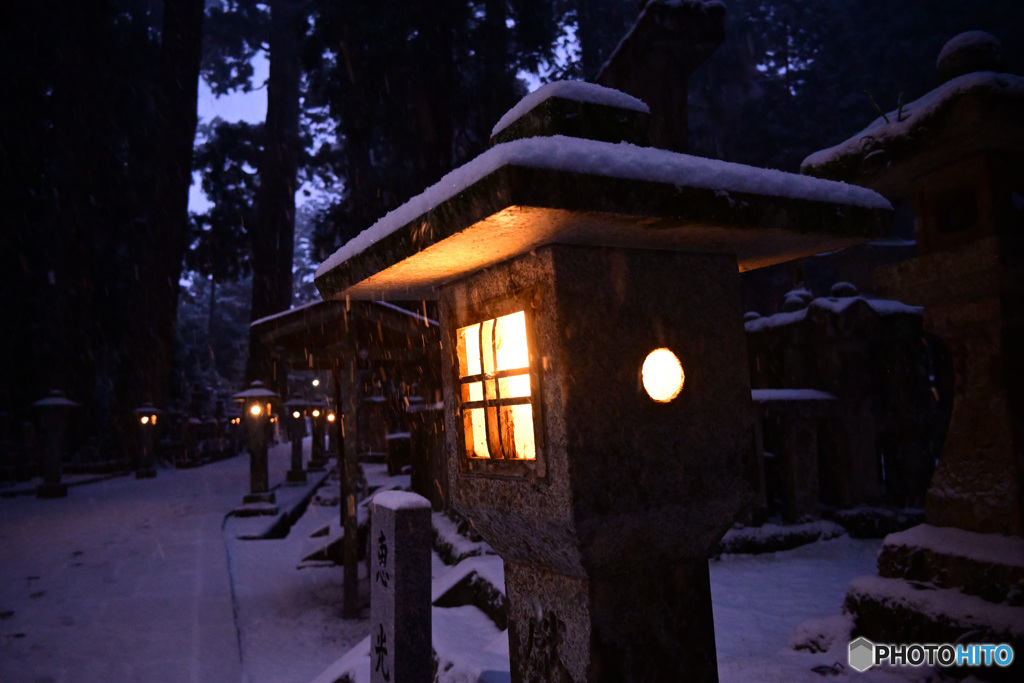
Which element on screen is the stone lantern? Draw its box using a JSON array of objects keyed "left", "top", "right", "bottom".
[
  {"left": 231, "top": 381, "right": 279, "bottom": 506},
  {"left": 283, "top": 395, "right": 308, "bottom": 483},
  {"left": 308, "top": 401, "right": 328, "bottom": 471},
  {"left": 133, "top": 402, "right": 161, "bottom": 479},
  {"left": 802, "top": 31, "right": 1024, "bottom": 657},
  {"left": 30, "top": 390, "right": 79, "bottom": 499},
  {"left": 315, "top": 80, "right": 888, "bottom": 681}
]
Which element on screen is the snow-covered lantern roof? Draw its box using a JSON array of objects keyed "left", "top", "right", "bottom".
[
  {"left": 802, "top": 31, "right": 1024, "bottom": 255},
  {"left": 133, "top": 402, "right": 161, "bottom": 427},
  {"left": 313, "top": 80, "right": 891, "bottom": 681},
  {"left": 283, "top": 395, "right": 308, "bottom": 420},
  {"left": 30, "top": 390, "right": 80, "bottom": 409},
  {"left": 315, "top": 80, "right": 888, "bottom": 302},
  {"left": 232, "top": 381, "right": 278, "bottom": 421}
]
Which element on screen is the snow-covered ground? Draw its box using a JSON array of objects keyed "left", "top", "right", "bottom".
[{"left": 1, "top": 442, "right": 941, "bottom": 682}]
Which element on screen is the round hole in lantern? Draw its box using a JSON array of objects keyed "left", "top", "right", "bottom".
[
  {"left": 642, "top": 348, "right": 684, "bottom": 403},
  {"left": 327, "top": 413, "right": 336, "bottom": 423},
  {"left": 292, "top": 411, "right": 301, "bottom": 419},
  {"left": 312, "top": 409, "right": 321, "bottom": 418},
  {"left": 312, "top": 379, "right": 320, "bottom": 387},
  {"left": 140, "top": 415, "right": 149, "bottom": 425},
  {"left": 250, "top": 403, "right": 263, "bottom": 417}
]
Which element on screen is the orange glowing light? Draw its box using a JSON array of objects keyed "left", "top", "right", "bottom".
[
  {"left": 456, "top": 310, "right": 535, "bottom": 461},
  {"left": 140, "top": 415, "right": 149, "bottom": 425},
  {"left": 250, "top": 404, "right": 263, "bottom": 417},
  {"left": 292, "top": 410, "right": 301, "bottom": 419},
  {"left": 312, "top": 409, "right": 321, "bottom": 418},
  {"left": 327, "top": 413, "right": 336, "bottom": 423},
  {"left": 642, "top": 348, "right": 684, "bottom": 402}
]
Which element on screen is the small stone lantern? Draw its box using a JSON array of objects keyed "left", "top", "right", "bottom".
[
  {"left": 315, "top": 80, "right": 889, "bottom": 681},
  {"left": 307, "top": 402, "right": 327, "bottom": 470},
  {"left": 30, "top": 390, "right": 79, "bottom": 499},
  {"left": 133, "top": 402, "right": 161, "bottom": 479},
  {"left": 232, "top": 381, "right": 279, "bottom": 506},
  {"left": 283, "top": 395, "right": 308, "bottom": 483}
]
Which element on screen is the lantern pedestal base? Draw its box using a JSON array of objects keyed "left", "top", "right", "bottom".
[
  {"left": 505, "top": 559, "right": 719, "bottom": 682},
  {"left": 36, "top": 482, "right": 68, "bottom": 499},
  {"left": 243, "top": 491, "right": 277, "bottom": 505},
  {"left": 286, "top": 469, "right": 308, "bottom": 484}
]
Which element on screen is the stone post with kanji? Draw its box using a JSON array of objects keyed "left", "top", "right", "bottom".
[{"left": 370, "top": 491, "right": 431, "bottom": 683}]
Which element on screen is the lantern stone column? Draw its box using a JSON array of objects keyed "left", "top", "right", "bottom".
[
  {"left": 308, "top": 404, "right": 327, "bottom": 471},
  {"left": 440, "top": 245, "right": 752, "bottom": 681},
  {"left": 284, "top": 397, "right": 308, "bottom": 484},
  {"left": 31, "top": 390, "right": 78, "bottom": 499}
]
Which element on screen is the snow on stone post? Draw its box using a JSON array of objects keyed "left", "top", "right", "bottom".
[
  {"left": 30, "top": 390, "right": 78, "bottom": 499},
  {"left": 370, "top": 491, "right": 431, "bottom": 683}
]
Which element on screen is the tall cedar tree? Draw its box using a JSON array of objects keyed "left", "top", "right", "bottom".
[
  {"left": 0, "top": 1, "right": 202, "bottom": 457},
  {"left": 245, "top": 0, "right": 305, "bottom": 393}
]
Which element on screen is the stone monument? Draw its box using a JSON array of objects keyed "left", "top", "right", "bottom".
[{"left": 370, "top": 491, "right": 432, "bottom": 683}]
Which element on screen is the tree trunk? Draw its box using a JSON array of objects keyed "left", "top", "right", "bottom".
[
  {"left": 246, "top": 0, "right": 302, "bottom": 394},
  {"left": 123, "top": 0, "right": 204, "bottom": 418}
]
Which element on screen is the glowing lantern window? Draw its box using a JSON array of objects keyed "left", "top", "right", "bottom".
[
  {"left": 456, "top": 310, "right": 536, "bottom": 460},
  {"left": 642, "top": 348, "right": 685, "bottom": 403}
]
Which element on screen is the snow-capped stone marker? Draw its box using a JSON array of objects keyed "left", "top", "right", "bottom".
[
  {"left": 370, "top": 491, "right": 431, "bottom": 683},
  {"left": 30, "top": 390, "right": 78, "bottom": 499},
  {"left": 316, "top": 78, "right": 889, "bottom": 682}
]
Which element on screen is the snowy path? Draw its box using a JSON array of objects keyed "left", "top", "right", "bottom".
[
  {"left": 0, "top": 452, "right": 255, "bottom": 682},
  {"left": 2, "top": 444, "right": 935, "bottom": 683}
]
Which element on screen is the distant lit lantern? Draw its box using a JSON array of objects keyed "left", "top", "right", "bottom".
[
  {"left": 292, "top": 410, "right": 301, "bottom": 419},
  {"left": 327, "top": 412, "right": 336, "bottom": 423},
  {"left": 455, "top": 307, "right": 537, "bottom": 462},
  {"left": 133, "top": 402, "right": 161, "bottom": 479},
  {"left": 312, "top": 408, "right": 321, "bottom": 418},
  {"left": 312, "top": 379, "right": 320, "bottom": 387},
  {"left": 642, "top": 348, "right": 685, "bottom": 403},
  {"left": 231, "top": 381, "right": 279, "bottom": 507}
]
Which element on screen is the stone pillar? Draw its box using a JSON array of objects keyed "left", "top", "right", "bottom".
[
  {"left": 370, "top": 491, "right": 432, "bottom": 683},
  {"left": 31, "top": 391, "right": 78, "bottom": 499},
  {"left": 137, "top": 424, "right": 157, "bottom": 478},
  {"left": 340, "top": 358, "right": 361, "bottom": 619},
  {"left": 779, "top": 414, "right": 820, "bottom": 521},
  {"left": 286, "top": 410, "right": 307, "bottom": 484},
  {"left": 243, "top": 407, "right": 275, "bottom": 505},
  {"left": 309, "top": 410, "right": 327, "bottom": 471},
  {"left": 37, "top": 409, "right": 68, "bottom": 498}
]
